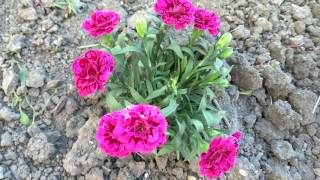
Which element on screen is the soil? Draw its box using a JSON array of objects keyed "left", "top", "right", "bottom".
[{"left": 0, "top": 0, "right": 320, "bottom": 179}]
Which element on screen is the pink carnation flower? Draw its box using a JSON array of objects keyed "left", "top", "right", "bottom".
[
  {"left": 199, "top": 131, "right": 241, "bottom": 179},
  {"left": 154, "top": 0, "right": 195, "bottom": 30},
  {"left": 96, "top": 112, "right": 131, "bottom": 158},
  {"left": 72, "top": 50, "right": 115, "bottom": 96},
  {"left": 194, "top": 8, "right": 220, "bottom": 36},
  {"left": 82, "top": 10, "right": 120, "bottom": 36},
  {"left": 96, "top": 104, "right": 168, "bottom": 158},
  {"left": 115, "top": 104, "right": 168, "bottom": 153}
]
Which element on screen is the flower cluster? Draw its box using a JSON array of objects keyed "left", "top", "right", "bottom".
[
  {"left": 96, "top": 104, "right": 168, "bottom": 158},
  {"left": 71, "top": 0, "right": 241, "bottom": 179},
  {"left": 199, "top": 132, "right": 241, "bottom": 178},
  {"left": 154, "top": 0, "right": 220, "bottom": 35},
  {"left": 72, "top": 50, "right": 115, "bottom": 96}
]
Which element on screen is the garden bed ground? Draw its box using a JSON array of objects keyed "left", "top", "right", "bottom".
[{"left": 0, "top": 0, "right": 320, "bottom": 179}]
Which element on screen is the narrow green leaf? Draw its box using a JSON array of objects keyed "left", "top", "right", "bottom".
[
  {"left": 181, "top": 47, "right": 195, "bottom": 59},
  {"left": 202, "top": 110, "right": 225, "bottom": 126},
  {"left": 129, "top": 87, "right": 147, "bottom": 103},
  {"left": 111, "top": 46, "right": 144, "bottom": 55},
  {"left": 191, "top": 119, "right": 204, "bottom": 132},
  {"left": 146, "top": 80, "right": 153, "bottom": 95},
  {"left": 161, "top": 99, "right": 179, "bottom": 117},
  {"left": 106, "top": 93, "right": 122, "bottom": 112},
  {"left": 157, "top": 143, "right": 176, "bottom": 156},
  {"left": 167, "top": 38, "right": 184, "bottom": 59},
  {"left": 19, "top": 65, "right": 29, "bottom": 86},
  {"left": 146, "top": 86, "right": 167, "bottom": 100},
  {"left": 214, "top": 59, "right": 224, "bottom": 70},
  {"left": 180, "top": 60, "right": 194, "bottom": 82},
  {"left": 198, "top": 93, "right": 207, "bottom": 111}
]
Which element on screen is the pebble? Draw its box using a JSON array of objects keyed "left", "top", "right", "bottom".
[
  {"left": 271, "top": 140, "right": 296, "bottom": 160},
  {"left": 0, "top": 107, "right": 20, "bottom": 122},
  {"left": 155, "top": 156, "right": 168, "bottom": 170},
  {"left": 232, "top": 25, "right": 250, "bottom": 39},
  {"left": 294, "top": 21, "right": 306, "bottom": 34},
  {"left": 18, "top": 7, "right": 38, "bottom": 21},
  {"left": 314, "top": 168, "right": 320, "bottom": 177},
  {"left": 187, "top": 176, "right": 196, "bottom": 180},
  {"left": 6, "top": 34, "right": 26, "bottom": 52},
  {"left": 292, "top": 4, "right": 312, "bottom": 20},
  {"left": 1, "top": 132, "right": 13, "bottom": 147},
  {"left": 0, "top": 166, "right": 4, "bottom": 179},
  {"left": 26, "top": 70, "right": 46, "bottom": 88},
  {"left": 171, "top": 168, "right": 184, "bottom": 179},
  {"left": 2, "top": 69, "right": 18, "bottom": 95}
]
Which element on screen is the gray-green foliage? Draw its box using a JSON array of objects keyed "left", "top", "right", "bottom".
[{"left": 89, "top": 14, "right": 234, "bottom": 161}]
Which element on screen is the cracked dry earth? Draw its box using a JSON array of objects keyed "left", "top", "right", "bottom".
[{"left": 0, "top": 0, "right": 320, "bottom": 179}]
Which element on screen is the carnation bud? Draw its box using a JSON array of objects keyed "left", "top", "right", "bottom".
[
  {"left": 216, "top": 32, "right": 232, "bottom": 49},
  {"left": 219, "top": 47, "right": 234, "bottom": 59},
  {"left": 136, "top": 19, "right": 148, "bottom": 38}
]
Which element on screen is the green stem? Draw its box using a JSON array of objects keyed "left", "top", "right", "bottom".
[
  {"left": 78, "top": 43, "right": 100, "bottom": 49},
  {"left": 189, "top": 29, "right": 202, "bottom": 48}
]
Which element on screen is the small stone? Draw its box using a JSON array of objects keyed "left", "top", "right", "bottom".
[
  {"left": 2, "top": 69, "right": 18, "bottom": 95},
  {"left": 264, "top": 100, "right": 302, "bottom": 131},
  {"left": 292, "top": 55, "right": 317, "bottom": 80},
  {"left": 66, "top": 116, "right": 86, "bottom": 138},
  {"left": 0, "top": 107, "right": 20, "bottom": 122},
  {"left": 243, "top": 114, "right": 256, "bottom": 128},
  {"left": 65, "top": 98, "right": 78, "bottom": 115},
  {"left": 128, "top": 161, "right": 145, "bottom": 177},
  {"left": 270, "top": 0, "right": 284, "bottom": 5},
  {"left": 18, "top": 7, "right": 38, "bottom": 21},
  {"left": 27, "top": 133, "right": 56, "bottom": 164},
  {"left": 289, "top": 89, "right": 317, "bottom": 125},
  {"left": 187, "top": 176, "right": 196, "bottom": 180},
  {"left": 314, "top": 168, "right": 320, "bottom": 177},
  {"left": 255, "top": 17, "right": 273, "bottom": 32},
  {"left": 311, "top": 4, "right": 320, "bottom": 18},
  {"left": 0, "top": 166, "right": 4, "bottom": 179},
  {"left": 307, "top": 26, "right": 320, "bottom": 37},
  {"left": 4, "top": 151, "right": 17, "bottom": 160},
  {"left": 155, "top": 156, "right": 168, "bottom": 170},
  {"left": 294, "top": 21, "right": 305, "bottom": 34},
  {"left": 6, "top": 35, "right": 26, "bottom": 52},
  {"left": 271, "top": 140, "right": 296, "bottom": 160},
  {"left": 239, "top": 169, "right": 248, "bottom": 177},
  {"left": 1, "top": 132, "right": 13, "bottom": 147},
  {"left": 262, "top": 67, "right": 294, "bottom": 99},
  {"left": 26, "top": 70, "right": 46, "bottom": 88},
  {"left": 268, "top": 41, "right": 286, "bottom": 64},
  {"left": 226, "top": 157, "right": 260, "bottom": 179},
  {"left": 232, "top": 25, "right": 250, "bottom": 39},
  {"left": 41, "top": 19, "right": 54, "bottom": 32},
  {"left": 46, "top": 80, "right": 62, "bottom": 90},
  {"left": 291, "top": 4, "right": 312, "bottom": 20},
  {"left": 265, "top": 160, "right": 289, "bottom": 180},
  {"left": 117, "top": 167, "right": 133, "bottom": 180},
  {"left": 171, "top": 168, "right": 184, "bottom": 179},
  {"left": 255, "top": 119, "right": 287, "bottom": 142},
  {"left": 85, "top": 168, "right": 104, "bottom": 180},
  {"left": 231, "top": 65, "right": 263, "bottom": 91},
  {"left": 41, "top": 0, "right": 54, "bottom": 7}
]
